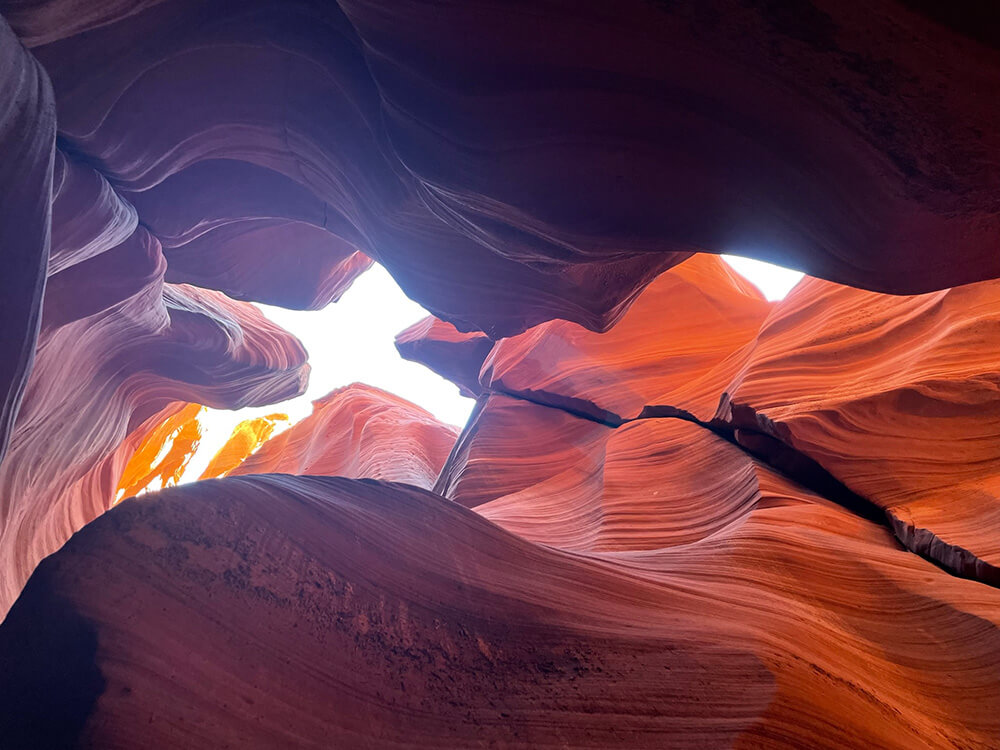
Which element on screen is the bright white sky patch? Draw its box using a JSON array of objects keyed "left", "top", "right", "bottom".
[
  {"left": 184, "top": 255, "right": 802, "bottom": 480},
  {"left": 184, "top": 265, "right": 476, "bottom": 479},
  {"left": 721, "top": 254, "right": 804, "bottom": 301}
]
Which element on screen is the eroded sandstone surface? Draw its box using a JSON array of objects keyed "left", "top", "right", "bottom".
[{"left": 2, "top": 1, "right": 1000, "bottom": 747}]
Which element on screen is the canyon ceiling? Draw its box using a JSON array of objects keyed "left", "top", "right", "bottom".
[{"left": 2, "top": 0, "right": 1000, "bottom": 747}]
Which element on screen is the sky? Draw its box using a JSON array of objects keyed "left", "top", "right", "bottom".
[
  {"left": 182, "top": 255, "right": 803, "bottom": 480},
  {"left": 721, "top": 254, "right": 804, "bottom": 301}
]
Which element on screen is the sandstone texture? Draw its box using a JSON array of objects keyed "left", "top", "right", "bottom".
[
  {"left": 4, "top": 474, "right": 1000, "bottom": 749},
  {"left": 395, "top": 317, "right": 494, "bottom": 398},
  {"left": 2, "top": 1, "right": 1000, "bottom": 747},
  {"left": 228, "top": 384, "right": 459, "bottom": 491}
]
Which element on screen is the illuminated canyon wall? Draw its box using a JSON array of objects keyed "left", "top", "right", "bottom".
[{"left": 2, "top": 1, "right": 1000, "bottom": 747}]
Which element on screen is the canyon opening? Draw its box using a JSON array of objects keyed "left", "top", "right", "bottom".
[{"left": 1, "top": 2, "right": 1000, "bottom": 748}]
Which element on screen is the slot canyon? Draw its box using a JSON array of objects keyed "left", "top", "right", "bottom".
[{"left": 2, "top": 1, "right": 1000, "bottom": 747}]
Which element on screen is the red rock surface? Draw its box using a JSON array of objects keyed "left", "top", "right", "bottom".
[
  {"left": 341, "top": 0, "right": 1000, "bottom": 298},
  {"left": 713, "top": 276, "right": 1000, "bottom": 585},
  {"left": 476, "top": 418, "right": 765, "bottom": 553},
  {"left": 449, "top": 251, "right": 1000, "bottom": 590},
  {"left": 128, "top": 160, "right": 375, "bottom": 310},
  {"left": 481, "top": 254, "right": 773, "bottom": 423},
  {"left": 436, "top": 390, "right": 824, "bottom": 556},
  {"left": 0, "top": 230, "right": 308, "bottom": 616},
  {"left": 4, "top": 1, "right": 1000, "bottom": 339},
  {"left": 13, "top": 1, "right": 674, "bottom": 337},
  {"left": 395, "top": 316, "right": 494, "bottom": 398},
  {"left": 435, "top": 394, "right": 611, "bottom": 510},
  {"left": 4, "top": 473, "right": 1000, "bottom": 748},
  {"left": 3, "top": 2, "right": 1000, "bottom": 747},
  {"left": 229, "top": 384, "right": 459, "bottom": 490}
]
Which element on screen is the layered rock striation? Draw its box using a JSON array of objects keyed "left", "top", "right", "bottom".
[
  {"left": 395, "top": 317, "right": 494, "bottom": 399},
  {"left": 228, "top": 384, "right": 459, "bottom": 490},
  {"left": 0, "top": 263, "right": 308, "bottom": 615},
  {"left": 713, "top": 277, "right": 1000, "bottom": 586},
  {"left": 5, "top": 469, "right": 1000, "bottom": 748},
  {"left": 3, "top": 1, "right": 1000, "bottom": 747},
  {"left": 5, "top": 0, "right": 1000, "bottom": 341},
  {"left": 479, "top": 254, "right": 774, "bottom": 424},
  {"left": 0, "top": 16, "right": 54, "bottom": 471}
]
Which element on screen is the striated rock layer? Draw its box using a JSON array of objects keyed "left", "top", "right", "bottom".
[
  {"left": 229, "top": 384, "right": 459, "bottom": 491},
  {"left": 395, "top": 317, "right": 493, "bottom": 398},
  {"left": 3, "top": 473, "right": 1000, "bottom": 748},
  {"left": 0, "top": 17, "right": 54, "bottom": 469},
  {"left": 0, "top": 277, "right": 308, "bottom": 616},
  {"left": 435, "top": 394, "right": 611, "bottom": 510},
  {"left": 713, "top": 276, "right": 1000, "bottom": 586},
  {"left": 0, "top": 203, "right": 309, "bottom": 616},
  {"left": 420, "top": 248, "right": 1000, "bottom": 592},
  {"left": 474, "top": 417, "right": 766, "bottom": 553},
  {"left": 3, "top": 2, "right": 1000, "bottom": 747},
  {"left": 481, "top": 254, "right": 773, "bottom": 423},
  {"left": 4, "top": 0, "right": 1000, "bottom": 339}
]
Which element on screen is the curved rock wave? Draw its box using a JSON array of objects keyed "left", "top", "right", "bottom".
[
  {"left": 716, "top": 276, "right": 1000, "bottom": 585},
  {"left": 3, "top": 2, "right": 1000, "bottom": 745},
  {"left": 0, "top": 16, "right": 54, "bottom": 470},
  {"left": 6, "top": 0, "right": 1000, "bottom": 340},
  {"left": 481, "top": 254, "right": 773, "bottom": 423},
  {"left": 0, "top": 229, "right": 309, "bottom": 617},
  {"left": 418, "top": 252, "right": 1000, "bottom": 590},
  {"left": 229, "top": 384, "right": 459, "bottom": 490},
  {"left": 395, "top": 316, "right": 494, "bottom": 399},
  {"left": 2, "top": 474, "right": 1000, "bottom": 748}
]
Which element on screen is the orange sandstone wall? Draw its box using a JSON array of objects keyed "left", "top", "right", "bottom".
[
  {"left": 2, "top": 2, "right": 1000, "bottom": 747},
  {"left": 230, "top": 384, "right": 459, "bottom": 490},
  {"left": 3, "top": 474, "right": 1000, "bottom": 748}
]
